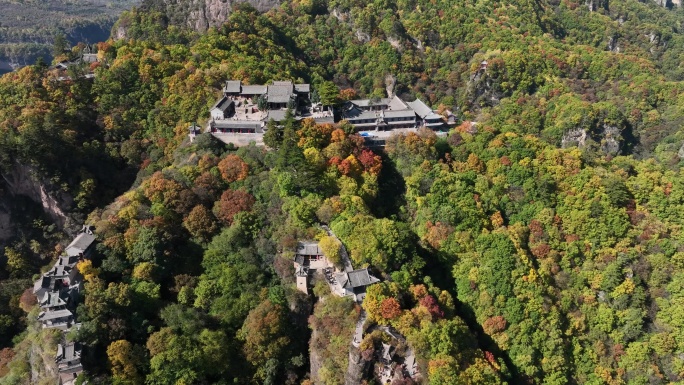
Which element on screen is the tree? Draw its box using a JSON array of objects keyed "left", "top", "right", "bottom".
[
  {"left": 339, "top": 88, "right": 357, "bottom": 101},
  {"left": 127, "top": 227, "right": 164, "bottom": 264},
  {"left": 238, "top": 299, "right": 291, "bottom": 383},
  {"left": 213, "top": 189, "right": 255, "bottom": 225},
  {"left": 77, "top": 259, "right": 100, "bottom": 282},
  {"left": 318, "top": 236, "right": 342, "bottom": 267},
  {"left": 107, "top": 340, "right": 143, "bottom": 384},
  {"left": 263, "top": 119, "right": 283, "bottom": 149},
  {"left": 257, "top": 95, "right": 268, "bottom": 110},
  {"left": 183, "top": 205, "right": 218, "bottom": 241},
  {"left": 53, "top": 33, "right": 68, "bottom": 57},
  {"left": 310, "top": 89, "right": 321, "bottom": 104},
  {"left": 217, "top": 154, "right": 249, "bottom": 183},
  {"left": 4, "top": 247, "right": 30, "bottom": 277},
  {"left": 380, "top": 297, "right": 402, "bottom": 320},
  {"left": 318, "top": 81, "right": 340, "bottom": 106}
]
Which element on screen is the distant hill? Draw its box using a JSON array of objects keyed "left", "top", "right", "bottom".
[{"left": 0, "top": 0, "right": 139, "bottom": 73}]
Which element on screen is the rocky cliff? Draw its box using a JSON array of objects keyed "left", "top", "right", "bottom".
[
  {"left": 654, "top": 0, "right": 682, "bottom": 8},
  {"left": 147, "top": 0, "right": 281, "bottom": 31},
  {"left": 0, "top": 163, "right": 74, "bottom": 239},
  {"left": 344, "top": 345, "right": 369, "bottom": 385}
]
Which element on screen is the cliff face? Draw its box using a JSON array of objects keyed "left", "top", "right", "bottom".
[
  {"left": 151, "top": 0, "right": 281, "bottom": 31},
  {"left": 654, "top": 0, "right": 682, "bottom": 8},
  {"left": 344, "top": 345, "right": 369, "bottom": 385},
  {"left": 0, "top": 163, "right": 73, "bottom": 237}
]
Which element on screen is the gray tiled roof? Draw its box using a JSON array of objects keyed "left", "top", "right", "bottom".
[
  {"left": 211, "top": 96, "right": 233, "bottom": 112},
  {"left": 38, "top": 309, "right": 73, "bottom": 321},
  {"left": 296, "top": 265, "right": 308, "bottom": 277},
  {"left": 82, "top": 53, "right": 98, "bottom": 64},
  {"left": 294, "top": 84, "right": 311, "bottom": 93},
  {"left": 387, "top": 95, "right": 409, "bottom": 110},
  {"left": 383, "top": 109, "right": 416, "bottom": 119},
  {"left": 58, "top": 255, "right": 79, "bottom": 267},
  {"left": 406, "top": 98, "right": 433, "bottom": 118},
  {"left": 241, "top": 85, "right": 267, "bottom": 95},
  {"left": 57, "top": 342, "right": 81, "bottom": 362},
  {"left": 268, "top": 83, "right": 294, "bottom": 103},
  {"left": 40, "top": 291, "right": 67, "bottom": 308},
  {"left": 212, "top": 120, "right": 263, "bottom": 130},
  {"left": 338, "top": 269, "right": 380, "bottom": 289},
  {"left": 349, "top": 98, "right": 391, "bottom": 108},
  {"left": 343, "top": 108, "right": 380, "bottom": 120},
  {"left": 267, "top": 109, "right": 288, "bottom": 122},
  {"left": 425, "top": 112, "right": 443, "bottom": 121},
  {"left": 224, "top": 80, "right": 241, "bottom": 93},
  {"left": 33, "top": 276, "right": 50, "bottom": 293},
  {"left": 296, "top": 242, "right": 322, "bottom": 256},
  {"left": 46, "top": 265, "right": 72, "bottom": 277},
  {"left": 66, "top": 232, "right": 96, "bottom": 256}
]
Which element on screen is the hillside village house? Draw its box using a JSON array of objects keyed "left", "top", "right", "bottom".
[
  {"left": 293, "top": 240, "right": 380, "bottom": 299},
  {"left": 341, "top": 96, "right": 446, "bottom": 131},
  {"left": 32, "top": 225, "right": 95, "bottom": 384},
  {"left": 207, "top": 79, "right": 447, "bottom": 146},
  {"left": 341, "top": 96, "right": 417, "bottom": 130},
  {"left": 293, "top": 241, "right": 327, "bottom": 294},
  {"left": 335, "top": 269, "right": 381, "bottom": 299},
  {"left": 56, "top": 341, "right": 83, "bottom": 385},
  {"left": 37, "top": 308, "right": 74, "bottom": 330},
  {"left": 407, "top": 98, "right": 446, "bottom": 128},
  {"left": 206, "top": 78, "right": 451, "bottom": 149},
  {"left": 32, "top": 260, "right": 82, "bottom": 300},
  {"left": 210, "top": 97, "right": 235, "bottom": 120},
  {"left": 209, "top": 80, "right": 318, "bottom": 134},
  {"left": 65, "top": 225, "right": 96, "bottom": 257}
]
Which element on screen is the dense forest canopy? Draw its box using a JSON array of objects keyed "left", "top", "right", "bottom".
[
  {"left": 0, "top": 0, "right": 140, "bottom": 73},
  {"left": 1, "top": 0, "right": 684, "bottom": 384}
]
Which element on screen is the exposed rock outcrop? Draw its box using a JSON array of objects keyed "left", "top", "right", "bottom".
[
  {"left": 653, "top": 0, "right": 681, "bottom": 8},
  {"left": 0, "top": 163, "right": 73, "bottom": 229},
  {"left": 599, "top": 124, "right": 622, "bottom": 155},
  {"left": 345, "top": 345, "right": 370, "bottom": 385},
  {"left": 677, "top": 142, "right": 684, "bottom": 159},
  {"left": 561, "top": 128, "right": 588, "bottom": 149},
  {"left": 608, "top": 34, "right": 620, "bottom": 53},
  {"left": 586, "top": 0, "right": 608, "bottom": 12},
  {"left": 147, "top": 0, "right": 281, "bottom": 31}
]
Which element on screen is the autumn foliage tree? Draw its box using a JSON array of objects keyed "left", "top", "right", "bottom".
[
  {"left": 107, "top": 339, "right": 143, "bottom": 385},
  {"left": 357, "top": 149, "right": 383, "bottom": 175},
  {"left": 183, "top": 205, "right": 218, "bottom": 241},
  {"left": 238, "top": 299, "right": 291, "bottom": 383},
  {"left": 318, "top": 236, "right": 343, "bottom": 267},
  {"left": 18, "top": 289, "right": 36, "bottom": 313},
  {"left": 380, "top": 297, "right": 402, "bottom": 320},
  {"left": 213, "top": 189, "right": 255, "bottom": 225},
  {"left": 483, "top": 316, "right": 507, "bottom": 335},
  {"left": 217, "top": 154, "right": 249, "bottom": 183}
]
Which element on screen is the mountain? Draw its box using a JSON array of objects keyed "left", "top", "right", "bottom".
[
  {"left": 142, "top": 0, "right": 281, "bottom": 31},
  {"left": 1, "top": 0, "right": 684, "bottom": 384},
  {"left": 0, "top": 0, "right": 140, "bottom": 74}
]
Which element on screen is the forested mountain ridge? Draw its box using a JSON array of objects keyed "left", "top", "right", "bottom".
[
  {"left": 0, "top": 0, "right": 684, "bottom": 384},
  {"left": 137, "top": 0, "right": 684, "bottom": 158},
  {"left": 0, "top": 0, "right": 140, "bottom": 73}
]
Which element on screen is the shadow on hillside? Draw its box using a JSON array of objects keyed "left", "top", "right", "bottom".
[{"left": 371, "top": 152, "right": 407, "bottom": 219}]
